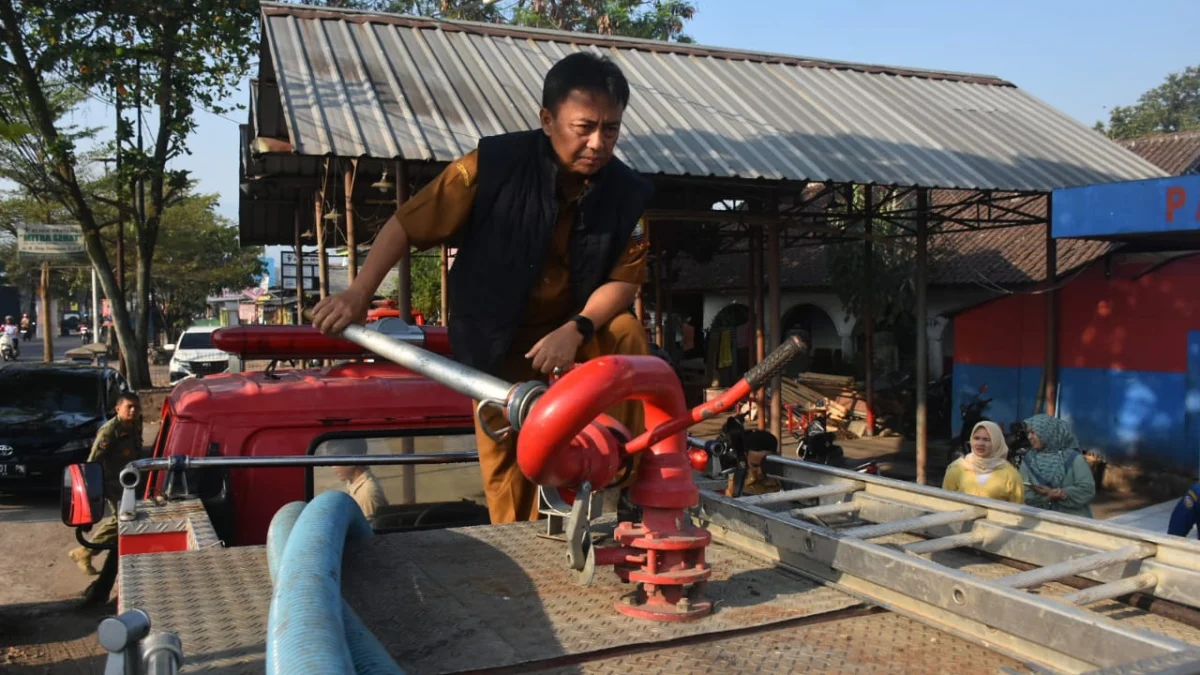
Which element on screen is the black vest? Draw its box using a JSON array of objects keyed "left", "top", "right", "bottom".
[{"left": 447, "top": 130, "right": 653, "bottom": 376}]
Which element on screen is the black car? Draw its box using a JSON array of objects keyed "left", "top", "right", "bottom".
[{"left": 0, "top": 363, "right": 131, "bottom": 491}]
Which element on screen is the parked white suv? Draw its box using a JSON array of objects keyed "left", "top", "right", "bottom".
[{"left": 167, "top": 325, "right": 230, "bottom": 383}]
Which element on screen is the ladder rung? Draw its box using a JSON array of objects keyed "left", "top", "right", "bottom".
[
  {"left": 902, "top": 530, "right": 987, "bottom": 555},
  {"left": 997, "top": 544, "right": 1156, "bottom": 589},
  {"left": 738, "top": 483, "right": 863, "bottom": 506},
  {"left": 792, "top": 502, "right": 861, "bottom": 519},
  {"left": 842, "top": 507, "right": 986, "bottom": 540},
  {"left": 1062, "top": 573, "right": 1159, "bottom": 606}
]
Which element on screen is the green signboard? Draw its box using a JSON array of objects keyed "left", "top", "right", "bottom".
[{"left": 18, "top": 224, "right": 86, "bottom": 262}]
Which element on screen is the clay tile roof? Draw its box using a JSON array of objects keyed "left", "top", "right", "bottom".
[{"left": 1116, "top": 130, "right": 1200, "bottom": 175}]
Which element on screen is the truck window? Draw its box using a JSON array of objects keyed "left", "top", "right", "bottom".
[{"left": 311, "top": 433, "right": 482, "bottom": 514}]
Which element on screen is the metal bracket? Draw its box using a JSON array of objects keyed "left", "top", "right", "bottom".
[
  {"left": 163, "top": 455, "right": 190, "bottom": 501},
  {"left": 475, "top": 399, "right": 513, "bottom": 444},
  {"left": 100, "top": 609, "right": 150, "bottom": 675},
  {"left": 118, "top": 466, "right": 141, "bottom": 522}
]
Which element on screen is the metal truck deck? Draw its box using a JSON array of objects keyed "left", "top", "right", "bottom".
[
  {"left": 114, "top": 455, "right": 1200, "bottom": 674},
  {"left": 119, "top": 520, "right": 1029, "bottom": 674}
]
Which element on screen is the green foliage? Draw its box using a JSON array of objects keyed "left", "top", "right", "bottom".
[
  {"left": 149, "top": 192, "right": 264, "bottom": 337},
  {"left": 304, "top": 0, "right": 697, "bottom": 42},
  {"left": 380, "top": 252, "right": 442, "bottom": 322},
  {"left": 825, "top": 188, "right": 940, "bottom": 332},
  {"left": 1097, "top": 65, "right": 1200, "bottom": 140}
]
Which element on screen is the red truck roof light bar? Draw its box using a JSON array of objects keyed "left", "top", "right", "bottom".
[{"left": 211, "top": 319, "right": 452, "bottom": 360}]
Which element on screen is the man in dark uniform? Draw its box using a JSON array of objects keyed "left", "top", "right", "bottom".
[
  {"left": 1168, "top": 483, "right": 1200, "bottom": 539},
  {"left": 312, "top": 52, "right": 652, "bottom": 524},
  {"left": 69, "top": 392, "right": 142, "bottom": 575}
]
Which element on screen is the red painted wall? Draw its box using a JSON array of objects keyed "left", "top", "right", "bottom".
[{"left": 956, "top": 257, "right": 1200, "bottom": 373}]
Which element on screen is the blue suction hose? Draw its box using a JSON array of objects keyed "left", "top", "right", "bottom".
[{"left": 265, "top": 492, "right": 405, "bottom": 675}]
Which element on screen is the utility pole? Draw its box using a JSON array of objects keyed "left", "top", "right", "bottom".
[{"left": 40, "top": 261, "right": 52, "bottom": 363}]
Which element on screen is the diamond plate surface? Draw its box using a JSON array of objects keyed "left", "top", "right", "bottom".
[
  {"left": 120, "top": 546, "right": 270, "bottom": 673},
  {"left": 119, "top": 499, "right": 222, "bottom": 549},
  {"left": 342, "top": 520, "right": 863, "bottom": 674},
  {"left": 532, "top": 612, "right": 1028, "bottom": 674}
]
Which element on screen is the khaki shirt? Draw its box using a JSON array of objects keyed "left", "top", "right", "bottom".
[
  {"left": 397, "top": 150, "right": 650, "bottom": 358},
  {"left": 726, "top": 471, "right": 782, "bottom": 497},
  {"left": 88, "top": 416, "right": 142, "bottom": 499},
  {"left": 348, "top": 469, "right": 388, "bottom": 519}
]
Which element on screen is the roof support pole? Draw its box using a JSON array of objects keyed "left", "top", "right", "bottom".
[
  {"left": 653, "top": 224, "right": 664, "bottom": 348},
  {"left": 768, "top": 213, "right": 783, "bottom": 443},
  {"left": 634, "top": 219, "right": 646, "bottom": 327},
  {"left": 345, "top": 161, "right": 357, "bottom": 284},
  {"left": 395, "top": 160, "right": 415, "bottom": 505},
  {"left": 293, "top": 208, "right": 303, "bottom": 326},
  {"left": 315, "top": 192, "right": 328, "bottom": 300},
  {"left": 751, "top": 224, "right": 766, "bottom": 431},
  {"left": 915, "top": 188, "right": 929, "bottom": 485},
  {"left": 863, "top": 186, "right": 875, "bottom": 437},
  {"left": 1044, "top": 193, "right": 1058, "bottom": 416},
  {"left": 396, "top": 161, "right": 412, "bottom": 323},
  {"left": 745, "top": 221, "right": 758, "bottom": 425},
  {"left": 440, "top": 245, "right": 449, "bottom": 326}
]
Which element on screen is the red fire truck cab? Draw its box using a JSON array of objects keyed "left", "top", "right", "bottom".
[{"left": 144, "top": 320, "right": 481, "bottom": 546}]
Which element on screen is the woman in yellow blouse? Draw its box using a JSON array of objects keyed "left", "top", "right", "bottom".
[{"left": 942, "top": 421, "right": 1024, "bottom": 504}]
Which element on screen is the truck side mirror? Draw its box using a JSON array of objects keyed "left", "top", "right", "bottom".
[{"left": 61, "top": 462, "right": 105, "bottom": 527}]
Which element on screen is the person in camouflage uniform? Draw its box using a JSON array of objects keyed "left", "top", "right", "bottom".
[{"left": 69, "top": 392, "right": 142, "bottom": 575}]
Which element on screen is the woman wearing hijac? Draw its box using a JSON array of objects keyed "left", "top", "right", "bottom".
[
  {"left": 942, "top": 421, "right": 1024, "bottom": 504},
  {"left": 1019, "top": 414, "right": 1096, "bottom": 518}
]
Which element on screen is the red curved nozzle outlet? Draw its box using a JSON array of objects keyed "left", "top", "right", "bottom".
[{"left": 516, "top": 355, "right": 699, "bottom": 511}]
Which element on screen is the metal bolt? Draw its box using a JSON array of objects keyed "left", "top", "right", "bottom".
[
  {"left": 622, "top": 594, "right": 637, "bottom": 606},
  {"left": 676, "top": 597, "right": 691, "bottom": 611}
]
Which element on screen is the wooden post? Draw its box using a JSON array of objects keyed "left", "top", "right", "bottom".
[
  {"left": 915, "top": 189, "right": 929, "bottom": 485},
  {"left": 1044, "top": 193, "right": 1058, "bottom": 416},
  {"left": 40, "top": 261, "right": 52, "bottom": 363},
  {"left": 394, "top": 161, "right": 415, "bottom": 505},
  {"left": 863, "top": 187, "right": 875, "bottom": 437},
  {"left": 345, "top": 162, "right": 357, "bottom": 284},
  {"left": 315, "top": 194, "right": 328, "bottom": 299},
  {"left": 767, "top": 219, "right": 783, "bottom": 443},
  {"left": 293, "top": 210, "right": 303, "bottom": 325}
]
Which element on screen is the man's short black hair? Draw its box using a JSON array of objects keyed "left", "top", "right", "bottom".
[
  {"left": 542, "top": 52, "right": 631, "bottom": 112},
  {"left": 116, "top": 392, "right": 140, "bottom": 407}
]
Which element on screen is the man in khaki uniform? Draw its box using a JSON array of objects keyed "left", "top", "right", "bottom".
[
  {"left": 69, "top": 392, "right": 142, "bottom": 575},
  {"left": 327, "top": 437, "right": 389, "bottom": 519},
  {"left": 725, "top": 430, "right": 783, "bottom": 497},
  {"left": 313, "top": 52, "right": 653, "bottom": 524}
]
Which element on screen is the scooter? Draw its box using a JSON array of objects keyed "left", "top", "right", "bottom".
[
  {"left": 79, "top": 323, "right": 90, "bottom": 344},
  {"left": 1, "top": 332, "right": 19, "bottom": 361},
  {"left": 793, "top": 406, "right": 881, "bottom": 475}
]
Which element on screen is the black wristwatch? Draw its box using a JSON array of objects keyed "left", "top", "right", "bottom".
[{"left": 570, "top": 315, "right": 595, "bottom": 344}]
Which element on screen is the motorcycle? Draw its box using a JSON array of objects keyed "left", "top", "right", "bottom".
[
  {"left": 1, "top": 332, "right": 18, "bottom": 361},
  {"left": 956, "top": 384, "right": 992, "bottom": 458},
  {"left": 1004, "top": 421, "right": 1031, "bottom": 469},
  {"left": 79, "top": 323, "right": 90, "bottom": 344},
  {"left": 20, "top": 323, "right": 33, "bottom": 341}
]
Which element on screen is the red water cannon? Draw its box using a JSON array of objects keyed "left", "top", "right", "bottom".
[{"left": 299, "top": 310, "right": 807, "bottom": 623}]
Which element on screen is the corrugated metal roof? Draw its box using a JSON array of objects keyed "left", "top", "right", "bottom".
[
  {"left": 1117, "top": 130, "right": 1200, "bottom": 175},
  {"left": 258, "top": 3, "right": 1166, "bottom": 192}
]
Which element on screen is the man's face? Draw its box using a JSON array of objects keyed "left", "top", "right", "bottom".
[
  {"left": 539, "top": 89, "right": 624, "bottom": 176},
  {"left": 115, "top": 399, "right": 139, "bottom": 424},
  {"left": 334, "top": 466, "right": 354, "bottom": 482}
]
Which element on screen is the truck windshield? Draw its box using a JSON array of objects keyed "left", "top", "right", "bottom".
[
  {"left": 178, "top": 332, "right": 215, "bottom": 349},
  {"left": 0, "top": 371, "right": 101, "bottom": 415}
]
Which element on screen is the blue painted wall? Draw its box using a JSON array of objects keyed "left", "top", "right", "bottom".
[{"left": 953, "top": 363, "right": 1195, "bottom": 468}]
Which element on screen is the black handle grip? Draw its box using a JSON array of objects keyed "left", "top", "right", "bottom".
[{"left": 745, "top": 333, "right": 808, "bottom": 390}]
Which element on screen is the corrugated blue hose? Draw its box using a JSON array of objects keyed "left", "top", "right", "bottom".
[{"left": 266, "top": 492, "right": 406, "bottom": 675}]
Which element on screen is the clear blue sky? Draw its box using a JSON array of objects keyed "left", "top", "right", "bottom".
[{"left": 75, "top": 0, "right": 1200, "bottom": 221}]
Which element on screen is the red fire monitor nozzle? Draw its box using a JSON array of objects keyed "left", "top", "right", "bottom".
[
  {"left": 296, "top": 311, "right": 807, "bottom": 623},
  {"left": 517, "top": 337, "right": 806, "bottom": 622}
]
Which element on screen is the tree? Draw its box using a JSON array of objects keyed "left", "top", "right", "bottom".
[
  {"left": 380, "top": 253, "right": 442, "bottom": 323},
  {"left": 826, "top": 188, "right": 941, "bottom": 334},
  {"left": 149, "top": 192, "right": 264, "bottom": 339},
  {"left": 0, "top": 0, "right": 258, "bottom": 388},
  {"left": 1096, "top": 65, "right": 1200, "bottom": 140},
  {"left": 308, "top": 0, "right": 697, "bottom": 42}
]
